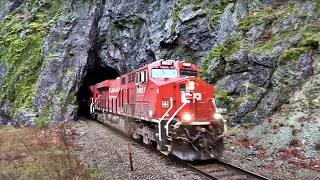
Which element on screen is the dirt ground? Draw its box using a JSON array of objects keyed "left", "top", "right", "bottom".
[
  {"left": 0, "top": 123, "right": 90, "bottom": 179},
  {"left": 221, "top": 129, "right": 320, "bottom": 180},
  {"left": 1, "top": 117, "right": 319, "bottom": 180}
]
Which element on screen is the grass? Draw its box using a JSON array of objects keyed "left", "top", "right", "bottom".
[{"left": 0, "top": 123, "right": 97, "bottom": 179}]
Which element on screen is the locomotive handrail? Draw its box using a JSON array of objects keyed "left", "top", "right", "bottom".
[
  {"left": 90, "top": 98, "right": 94, "bottom": 105},
  {"left": 165, "top": 102, "right": 187, "bottom": 137},
  {"left": 158, "top": 97, "right": 173, "bottom": 141},
  {"left": 212, "top": 98, "right": 228, "bottom": 135},
  {"left": 134, "top": 100, "right": 150, "bottom": 102},
  {"left": 90, "top": 98, "right": 94, "bottom": 114},
  {"left": 211, "top": 98, "right": 217, "bottom": 112}
]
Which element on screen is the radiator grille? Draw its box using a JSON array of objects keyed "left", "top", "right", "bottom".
[
  {"left": 142, "top": 103, "right": 148, "bottom": 117},
  {"left": 135, "top": 104, "right": 140, "bottom": 116}
]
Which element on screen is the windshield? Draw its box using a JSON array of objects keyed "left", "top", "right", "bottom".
[{"left": 151, "top": 69, "right": 178, "bottom": 78}]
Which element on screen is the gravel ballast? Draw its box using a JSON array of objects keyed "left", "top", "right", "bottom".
[{"left": 72, "top": 119, "right": 205, "bottom": 180}]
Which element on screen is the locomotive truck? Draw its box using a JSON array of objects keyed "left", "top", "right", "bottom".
[{"left": 89, "top": 59, "right": 227, "bottom": 161}]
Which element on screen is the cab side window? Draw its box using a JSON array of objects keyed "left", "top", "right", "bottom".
[{"left": 136, "top": 70, "right": 148, "bottom": 83}]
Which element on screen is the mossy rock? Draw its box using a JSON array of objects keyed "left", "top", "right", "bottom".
[
  {"left": 200, "top": 37, "right": 239, "bottom": 80},
  {"left": 0, "top": 0, "right": 62, "bottom": 119},
  {"left": 278, "top": 47, "right": 307, "bottom": 64},
  {"left": 299, "top": 32, "right": 320, "bottom": 47}
]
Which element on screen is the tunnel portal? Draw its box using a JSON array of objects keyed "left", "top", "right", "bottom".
[{"left": 77, "top": 66, "right": 119, "bottom": 118}]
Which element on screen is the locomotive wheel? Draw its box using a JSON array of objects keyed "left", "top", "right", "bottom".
[
  {"left": 92, "top": 113, "right": 98, "bottom": 121},
  {"left": 127, "top": 121, "right": 137, "bottom": 138},
  {"left": 156, "top": 140, "right": 166, "bottom": 151},
  {"left": 213, "top": 138, "right": 224, "bottom": 159}
]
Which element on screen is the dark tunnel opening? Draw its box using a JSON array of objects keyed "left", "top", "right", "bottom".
[{"left": 77, "top": 66, "right": 119, "bottom": 119}]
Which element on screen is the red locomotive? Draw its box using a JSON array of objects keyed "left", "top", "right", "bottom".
[{"left": 89, "top": 59, "right": 227, "bottom": 161}]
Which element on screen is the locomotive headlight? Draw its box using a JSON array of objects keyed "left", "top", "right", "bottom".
[
  {"left": 214, "top": 113, "right": 223, "bottom": 120},
  {"left": 182, "top": 113, "right": 192, "bottom": 121},
  {"left": 188, "top": 81, "right": 195, "bottom": 91}
]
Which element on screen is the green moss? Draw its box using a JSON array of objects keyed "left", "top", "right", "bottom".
[
  {"left": 299, "top": 32, "right": 320, "bottom": 46},
  {"left": 235, "top": 97, "right": 246, "bottom": 106},
  {"left": 314, "top": 0, "right": 320, "bottom": 6},
  {"left": 172, "top": 1, "right": 182, "bottom": 20},
  {"left": 192, "top": 0, "right": 204, "bottom": 10},
  {"left": 70, "top": 95, "right": 77, "bottom": 104},
  {"left": 278, "top": 47, "right": 307, "bottom": 64},
  {"left": 34, "top": 117, "right": 48, "bottom": 128},
  {"left": 200, "top": 46, "right": 219, "bottom": 77},
  {"left": 215, "top": 91, "right": 228, "bottom": 100},
  {"left": 188, "top": 52, "right": 195, "bottom": 64},
  {"left": 209, "top": 11, "right": 221, "bottom": 22},
  {"left": 228, "top": 96, "right": 246, "bottom": 113},
  {"left": 169, "top": 0, "right": 183, "bottom": 34},
  {"left": 200, "top": 36, "right": 239, "bottom": 78},
  {"left": 208, "top": 0, "right": 236, "bottom": 23},
  {"left": 246, "top": 94, "right": 256, "bottom": 101},
  {"left": 0, "top": 1, "right": 62, "bottom": 118},
  {"left": 256, "top": 103, "right": 265, "bottom": 111},
  {"left": 171, "top": 21, "right": 177, "bottom": 34},
  {"left": 111, "top": 23, "right": 125, "bottom": 31},
  {"left": 34, "top": 104, "right": 52, "bottom": 128},
  {"left": 238, "top": 6, "right": 278, "bottom": 32},
  {"left": 174, "top": 46, "right": 196, "bottom": 63},
  {"left": 247, "top": 40, "right": 274, "bottom": 52},
  {"left": 184, "top": 0, "right": 191, "bottom": 5}
]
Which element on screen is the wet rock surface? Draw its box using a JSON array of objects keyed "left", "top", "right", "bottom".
[
  {"left": 73, "top": 119, "right": 205, "bottom": 180},
  {"left": 0, "top": 0, "right": 319, "bottom": 126}
]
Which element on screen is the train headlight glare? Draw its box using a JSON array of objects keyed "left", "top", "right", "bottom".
[
  {"left": 188, "top": 81, "right": 195, "bottom": 91},
  {"left": 182, "top": 113, "right": 192, "bottom": 121},
  {"left": 214, "top": 113, "right": 222, "bottom": 119}
]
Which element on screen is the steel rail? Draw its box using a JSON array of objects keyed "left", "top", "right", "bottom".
[
  {"left": 168, "top": 154, "right": 270, "bottom": 180},
  {"left": 216, "top": 159, "right": 271, "bottom": 180}
]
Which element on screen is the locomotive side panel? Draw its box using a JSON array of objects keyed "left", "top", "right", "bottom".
[
  {"left": 134, "top": 69, "right": 148, "bottom": 119},
  {"left": 142, "top": 82, "right": 157, "bottom": 119},
  {"left": 109, "top": 78, "right": 121, "bottom": 114}
]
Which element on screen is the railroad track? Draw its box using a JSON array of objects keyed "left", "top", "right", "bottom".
[
  {"left": 170, "top": 155, "right": 270, "bottom": 180},
  {"left": 80, "top": 117, "right": 270, "bottom": 180}
]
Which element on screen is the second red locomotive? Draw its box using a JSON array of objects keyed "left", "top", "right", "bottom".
[{"left": 89, "top": 59, "right": 227, "bottom": 161}]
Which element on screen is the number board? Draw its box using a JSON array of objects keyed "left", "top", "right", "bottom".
[
  {"left": 182, "top": 62, "right": 192, "bottom": 67},
  {"left": 161, "top": 60, "right": 174, "bottom": 66}
]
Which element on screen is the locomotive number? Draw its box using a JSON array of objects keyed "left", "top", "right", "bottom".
[
  {"left": 137, "top": 87, "right": 146, "bottom": 94},
  {"left": 181, "top": 92, "right": 202, "bottom": 103}
]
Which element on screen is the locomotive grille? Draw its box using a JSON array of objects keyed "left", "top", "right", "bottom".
[
  {"left": 142, "top": 103, "right": 148, "bottom": 117},
  {"left": 134, "top": 103, "right": 148, "bottom": 117},
  {"left": 135, "top": 104, "right": 141, "bottom": 116}
]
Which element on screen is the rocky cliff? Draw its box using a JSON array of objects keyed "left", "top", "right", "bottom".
[{"left": 0, "top": 0, "right": 319, "bottom": 125}]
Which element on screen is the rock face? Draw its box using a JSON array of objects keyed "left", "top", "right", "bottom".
[{"left": 0, "top": 0, "right": 319, "bottom": 125}]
